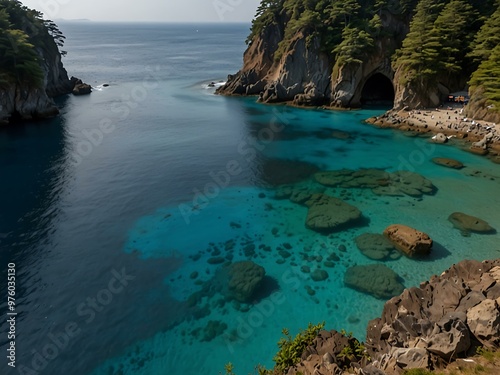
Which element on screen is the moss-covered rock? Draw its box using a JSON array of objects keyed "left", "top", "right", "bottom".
[{"left": 344, "top": 264, "right": 405, "bottom": 299}]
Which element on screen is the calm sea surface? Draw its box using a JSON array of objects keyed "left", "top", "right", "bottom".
[{"left": 1, "top": 22, "right": 500, "bottom": 375}]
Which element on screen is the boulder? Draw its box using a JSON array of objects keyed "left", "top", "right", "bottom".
[
  {"left": 431, "top": 133, "right": 448, "bottom": 144},
  {"left": 310, "top": 269, "right": 329, "bottom": 282},
  {"left": 73, "top": 83, "right": 92, "bottom": 95},
  {"left": 305, "top": 194, "right": 363, "bottom": 233},
  {"left": 393, "top": 348, "right": 429, "bottom": 369},
  {"left": 432, "top": 157, "right": 464, "bottom": 169},
  {"left": 426, "top": 317, "right": 471, "bottom": 359},
  {"left": 344, "top": 264, "right": 405, "bottom": 300},
  {"left": 355, "top": 233, "right": 399, "bottom": 260},
  {"left": 466, "top": 299, "right": 500, "bottom": 347},
  {"left": 226, "top": 261, "right": 265, "bottom": 303},
  {"left": 383, "top": 224, "right": 433, "bottom": 257},
  {"left": 448, "top": 212, "right": 495, "bottom": 235}
]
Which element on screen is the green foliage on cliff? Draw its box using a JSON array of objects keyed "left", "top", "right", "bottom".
[
  {"left": 248, "top": 0, "right": 499, "bottom": 112},
  {"left": 256, "top": 322, "right": 325, "bottom": 375},
  {"left": 469, "top": 44, "right": 500, "bottom": 112},
  {"left": 0, "top": 0, "right": 66, "bottom": 87}
]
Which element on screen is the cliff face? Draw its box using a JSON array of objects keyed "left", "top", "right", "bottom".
[
  {"left": 218, "top": 0, "right": 499, "bottom": 115},
  {"left": 0, "top": 53, "right": 73, "bottom": 123},
  {"left": 0, "top": 3, "right": 74, "bottom": 123},
  {"left": 217, "top": 8, "right": 411, "bottom": 109}
]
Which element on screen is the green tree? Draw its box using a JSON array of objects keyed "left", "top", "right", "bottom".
[
  {"left": 334, "top": 25, "right": 375, "bottom": 65},
  {"left": 469, "top": 44, "right": 500, "bottom": 111},
  {"left": 427, "top": 0, "right": 478, "bottom": 76},
  {"left": 392, "top": 0, "right": 446, "bottom": 84},
  {"left": 468, "top": 1, "right": 500, "bottom": 63}
]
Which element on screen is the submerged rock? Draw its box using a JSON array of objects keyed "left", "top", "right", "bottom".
[
  {"left": 260, "top": 159, "right": 320, "bottom": 186},
  {"left": 344, "top": 264, "right": 405, "bottom": 300},
  {"left": 201, "top": 320, "right": 228, "bottom": 342},
  {"left": 355, "top": 233, "right": 398, "bottom": 260},
  {"left": 310, "top": 269, "right": 329, "bottom": 282},
  {"left": 384, "top": 224, "right": 433, "bottom": 257},
  {"left": 432, "top": 157, "right": 464, "bottom": 169},
  {"left": 304, "top": 194, "right": 363, "bottom": 233},
  {"left": 226, "top": 261, "right": 265, "bottom": 303},
  {"left": 448, "top": 212, "right": 495, "bottom": 235},
  {"left": 315, "top": 168, "right": 435, "bottom": 198}
]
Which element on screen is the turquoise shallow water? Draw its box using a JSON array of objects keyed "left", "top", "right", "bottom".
[{"left": 1, "top": 23, "right": 500, "bottom": 375}]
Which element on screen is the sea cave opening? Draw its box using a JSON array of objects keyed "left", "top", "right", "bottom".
[{"left": 360, "top": 73, "right": 395, "bottom": 107}]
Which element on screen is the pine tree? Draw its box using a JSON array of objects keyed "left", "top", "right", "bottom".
[
  {"left": 427, "top": 0, "right": 478, "bottom": 76},
  {"left": 468, "top": 1, "right": 500, "bottom": 63},
  {"left": 392, "top": 0, "right": 446, "bottom": 83},
  {"left": 469, "top": 43, "right": 500, "bottom": 110}
]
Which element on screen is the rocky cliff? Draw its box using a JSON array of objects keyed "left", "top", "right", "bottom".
[
  {"left": 218, "top": 0, "right": 500, "bottom": 117},
  {"left": 0, "top": 1, "right": 75, "bottom": 123},
  {"left": 278, "top": 259, "right": 500, "bottom": 375},
  {"left": 218, "top": 7, "right": 407, "bottom": 108}
]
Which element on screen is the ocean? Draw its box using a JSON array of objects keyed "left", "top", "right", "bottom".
[{"left": 1, "top": 22, "right": 500, "bottom": 375}]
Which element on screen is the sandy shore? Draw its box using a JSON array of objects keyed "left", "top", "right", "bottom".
[{"left": 366, "top": 104, "right": 500, "bottom": 159}]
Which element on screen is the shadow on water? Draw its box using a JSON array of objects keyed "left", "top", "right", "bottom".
[{"left": 414, "top": 241, "right": 452, "bottom": 262}]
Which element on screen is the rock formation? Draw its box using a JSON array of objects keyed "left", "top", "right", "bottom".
[
  {"left": 226, "top": 261, "right": 266, "bottom": 303},
  {"left": 355, "top": 233, "right": 400, "bottom": 261},
  {"left": 344, "top": 264, "right": 405, "bottom": 300},
  {"left": 304, "top": 193, "right": 363, "bottom": 233},
  {"left": 432, "top": 157, "right": 464, "bottom": 169},
  {"left": 448, "top": 212, "right": 496, "bottom": 235},
  {"left": 315, "top": 169, "right": 435, "bottom": 198},
  {"left": 263, "top": 259, "right": 500, "bottom": 375},
  {"left": 383, "top": 224, "right": 433, "bottom": 257},
  {"left": 0, "top": 4, "right": 83, "bottom": 123},
  {"left": 366, "top": 259, "right": 500, "bottom": 373},
  {"left": 217, "top": 1, "right": 499, "bottom": 118}
]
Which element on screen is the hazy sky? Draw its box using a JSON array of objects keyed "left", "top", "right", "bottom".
[{"left": 20, "top": 0, "right": 261, "bottom": 22}]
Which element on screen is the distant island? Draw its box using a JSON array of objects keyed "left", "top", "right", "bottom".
[
  {"left": 0, "top": 0, "right": 89, "bottom": 124},
  {"left": 217, "top": 0, "right": 500, "bottom": 124}
]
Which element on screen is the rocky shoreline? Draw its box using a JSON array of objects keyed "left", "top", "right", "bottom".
[
  {"left": 366, "top": 106, "right": 500, "bottom": 162},
  {"left": 281, "top": 259, "right": 500, "bottom": 375}
]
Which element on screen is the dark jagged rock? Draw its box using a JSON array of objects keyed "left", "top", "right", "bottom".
[
  {"left": 255, "top": 260, "right": 500, "bottom": 375},
  {"left": 366, "top": 259, "right": 500, "bottom": 374},
  {"left": 72, "top": 79, "right": 92, "bottom": 96},
  {"left": 448, "top": 212, "right": 496, "bottom": 235},
  {"left": 285, "top": 330, "right": 370, "bottom": 375},
  {"left": 344, "top": 264, "right": 405, "bottom": 300},
  {"left": 383, "top": 224, "right": 433, "bottom": 257}
]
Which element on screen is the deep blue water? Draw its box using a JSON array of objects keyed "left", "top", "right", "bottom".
[{"left": 1, "top": 22, "right": 500, "bottom": 375}]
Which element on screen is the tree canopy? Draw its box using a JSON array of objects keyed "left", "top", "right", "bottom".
[{"left": 0, "top": 0, "right": 66, "bottom": 87}]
